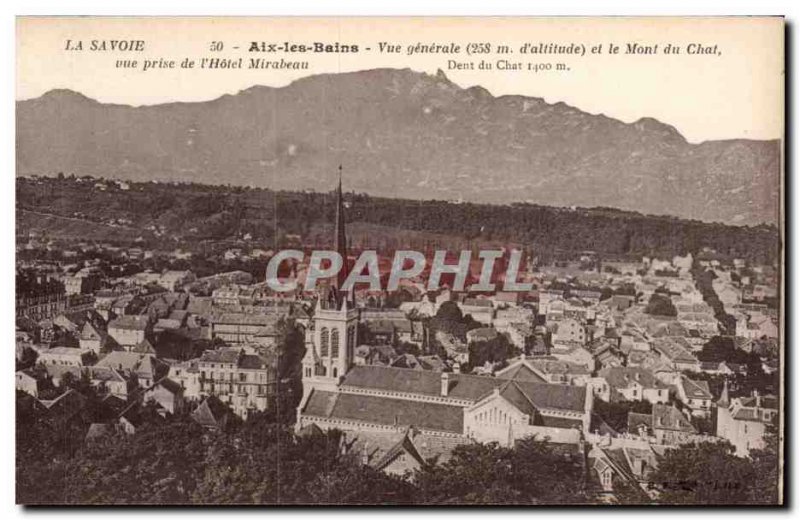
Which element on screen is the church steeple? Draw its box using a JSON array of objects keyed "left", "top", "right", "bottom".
[
  {"left": 334, "top": 165, "right": 348, "bottom": 293},
  {"left": 717, "top": 378, "right": 730, "bottom": 407}
]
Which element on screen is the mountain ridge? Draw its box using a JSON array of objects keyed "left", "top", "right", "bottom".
[{"left": 16, "top": 68, "right": 780, "bottom": 226}]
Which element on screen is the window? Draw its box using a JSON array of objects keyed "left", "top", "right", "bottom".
[
  {"left": 331, "top": 329, "right": 340, "bottom": 358},
  {"left": 239, "top": 373, "right": 247, "bottom": 382},
  {"left": 333, "top": 367, "right": 338, "bottom": 378},
  {"left": 601, "top": 470, "right": 613, "bottom": 491},
  {"left": 320, "top": 328, "right": 329, "bottom": 357},
  {"left": 348, "top": 326, "right": 356, "bottom": 349}
]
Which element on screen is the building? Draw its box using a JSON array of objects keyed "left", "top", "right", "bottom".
[
  {"left": 716, "top": 385, "right": 778, "bottom": 456},
  {"left": 209, "top": 312, "right": 280, "bottom": 345},
  {"left": 144, "top": 377, "right": 186, "bottom": 415},
  {"left": 652, "top": 338, "right": 700, "bottom": 372},
  {"left": 94, "top": 350, "right": 168, "bottom": 389},
  {"left": 37, "top": 346, "right": 93, "bottom": 367},
  {"left": 627, "top": 404, "right": 698, "bottom": 446},
  {"left": 594, "top": 366, "right": 670, "bottom": 404},
  {"left": 495, "top": 355, "right": 592, "bottom": 386},
  {"left": 676, "top": 376, "right": 713, "bottom": 417},
  {"left": 108, "top": 315, "right": 151, "bottom": 349},
  {"left": 296, "top": 175, "right": 591, "bottom": 456},
  {"left": 196, "top": 348, "right": 277, "bottom": 419},
  {"left": 552, "top": 318, "right": 586, "bottom": 346}
]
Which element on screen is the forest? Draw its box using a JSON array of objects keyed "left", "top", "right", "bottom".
[
  {"left": 16, "top": 385, "right": 779, "bottom": 505},
  {"left": 16, "top": 175, "right": 780, "bottom": 266}
]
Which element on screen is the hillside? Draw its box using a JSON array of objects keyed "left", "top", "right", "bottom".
[
  {"left": 16, "top": 68, "right": 781, "bottom": 225},
  {"left": 16, "top": 176, "right": 781, "bottom": 266}
]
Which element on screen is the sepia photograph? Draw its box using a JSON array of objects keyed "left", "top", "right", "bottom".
[{"left": 13, "top": 16, "right": 784, "bottom": 506}]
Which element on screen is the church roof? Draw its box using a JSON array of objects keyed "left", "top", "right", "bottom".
[
  {"left": 302, "top": 389, "right": 464, "bottom": 434},
  {"left": 340, "top": 365, "right": 587, "bottom": 412}
]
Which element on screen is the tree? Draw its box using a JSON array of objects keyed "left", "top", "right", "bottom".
[
  {"left": 745, "top": 420, "right": 781, "bottom": 504},
  {"left": 414, "top": 438, "right": 592, "bottom": 505},
  {"left": 467, "top": 335, "right": 518, "bottom": 371},
  {"left": 593, "top": 399, "right": 652, "bottom": 434},
  {"left": 644, "top": 293, "right": 677, "bottom": 317},
  {"left": 649, "top": 441, "right": 760, "bottom": 505}
]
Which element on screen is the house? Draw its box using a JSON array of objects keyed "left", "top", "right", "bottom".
[
  {"left": 552, "top": 318, "right": 586, "bottom": 346},
  {"left": 86, "top": 366, "right": 131, "bottom": 399},
  {"left": 208, "top": 312, "right": 280, "bottom": 345},
  {"left": 37, "top": 389, "right": 88, "bottom": 427},
  {"left": 94, "top": 351, "right": 169, "bottom": 389},
  {"left": 144, "top": 377, "right": 185, "bottom": 415},
  {"left": 108, "top": 315, "right": 150, "bottom": 349},
  {"left": 192, "top": 396, "right": 237, "bottom": 430},
  {"left": 736, "top": 314, "right": 779, "bottom": 340},
  {"left": 37, "top": 346, "right": 93, "bottom": 367},
  {"left": 196, "top": 348, "right": 277, "bottom": 419},
  {"left": 342, "top": 427, "right": 471, "bottom": 477},
  {"left": 79, "top": 321, "right": 108, "bottom": 354},
  {"left": 15, "top": 367, "right": 51, "bottom": 397},
  {"left": 550, "top": 343, "right": 595, "bottom": 369},
  {"left": 594, "top": 344, "right": 623, "bottom": 369},
  {"left": 675, "top": 376, "right": 713, "bottom": 417},
  {"left": 587, "top": 444, "right": 665, "bottom": 501},
  {"left": 716, "top": 387, "right": 778, "bottom": 456},
  {"left": 495, "top": 355, "right": 591, "bottom": 386},
  {"left": 652, "top": 338, "right": 700, "bottom": 372},
  {"left": 594, "top": 367, "right": 670, "bottom": 404},
  {"left": 628, "top": 404, "right": 697, "bottom": 446},
  {"left": 437, "top": 331, "right": 469, "bottom": 364}
]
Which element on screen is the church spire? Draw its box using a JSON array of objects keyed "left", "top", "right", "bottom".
[
  {"left": 334, "top": 165, "right": 348, "bottom": 293},
  {"left": 718, "top": 378, "right": 730, "bottom": 407}
]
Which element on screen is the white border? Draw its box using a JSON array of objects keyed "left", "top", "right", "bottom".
[{"left": 4, "top": 1, "right": 796, "bottom": 519}]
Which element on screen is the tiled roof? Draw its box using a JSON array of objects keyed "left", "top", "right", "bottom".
[
  {"left": 652, "top": 404, "right": 696, "bottom": 433},
  {"left": 341, "top": 365, "right": 587, "bottom": 412},
  {"left": 738, "top": 395, "right": 778, "bottom": 410},
  {"left": 199, "top": 348, "right": 241, "bottom": 365},
  {"left": 599, "top": 366, "right": 669, "bottom": 390},
  {"left": 210, "top": 313, "right": 278, "bottom": 326},
  {"left": 681, "top": 377, "right": 712, "bottom": 399},
  {"left": 109, "top": 315, "right": 149, "bottom": 331},
  {"left": 495, "top": 362, "right": 547, "bottom": 384},
  {"left": 302, "top": 389, "right": 464, "bottom": 434}
]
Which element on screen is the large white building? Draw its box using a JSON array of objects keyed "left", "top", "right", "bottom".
[{"left": 295, "top": 176, "right": 592, "bottom": 452}]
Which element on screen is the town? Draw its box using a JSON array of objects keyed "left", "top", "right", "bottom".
[{"left": 15, "top": 173, "right": 781, "bottom": 504}]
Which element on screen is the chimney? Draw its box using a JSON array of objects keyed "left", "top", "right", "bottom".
[
  {"left": 753, "top": 389, "right": 760, "bottom": 408},
  {"left": 440, "top": 372, "right": 450, "bottom": 397}
]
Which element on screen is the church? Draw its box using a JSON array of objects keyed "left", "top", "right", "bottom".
[{"left": 295, "top": 173, "right": 593, "bottom": 455}]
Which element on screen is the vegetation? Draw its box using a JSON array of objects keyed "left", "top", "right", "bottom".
[
  {"left": 650, "top": 424, "right": 780, "bottom": 505},
  {"left": 644, "top": 293, "right": 678, "bottom": 317},
  {"left": 17, "top": 176, "right": 780, "bottom": 266},
  {"left": 17, "top": 397, "right": 590, "bottom": 505}
]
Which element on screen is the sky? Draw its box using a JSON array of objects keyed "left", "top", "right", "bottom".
[{"left": 16, "top": 16, "right": 784, "bottom": 143}]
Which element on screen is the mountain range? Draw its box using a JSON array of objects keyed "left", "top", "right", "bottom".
[{"left": 16, "top": 68, "right": 781, "bottom": 225}]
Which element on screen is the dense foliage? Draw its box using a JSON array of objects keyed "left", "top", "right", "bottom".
[
  {"left": 17, "top": 176, "right": 780, "bottom": 265},
  {"left": 650, "top": 427, "right": 780, "bottom": 505},
  {"left": 17, "top": 399, "right": 591, "bottom": 505}
]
